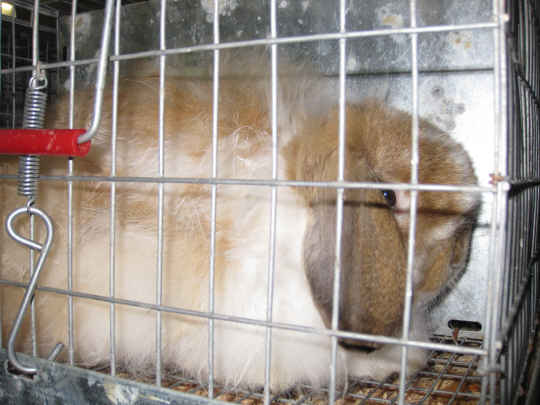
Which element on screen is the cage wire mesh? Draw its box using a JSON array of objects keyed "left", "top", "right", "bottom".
[
  {"left": 0, "top": 1, "right": 60, "bottom": 128},
  {"left": 499, "top": 1, "right": 540, "bottom": 404},
  {"left": 0, "top": 0, "right": 538, "bottom": 404}
]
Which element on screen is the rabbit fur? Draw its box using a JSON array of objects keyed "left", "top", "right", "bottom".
[{"left": 0, "top": 57, "right": 480, "bottom": 392}]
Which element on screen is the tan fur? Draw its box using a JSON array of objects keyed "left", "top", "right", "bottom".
[{"left": 0, "top": 68, "right": 479, "bottom": 390}]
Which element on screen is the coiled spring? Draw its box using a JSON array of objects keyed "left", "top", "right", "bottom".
[
  {"left": 22, "top": 76, "right": 48, "bottom": 129},
  {"left": 18, "top": 73, "right": 48, "bottom": 201},
  {"left": 17, "top": 155, "right": 40, "bottom": 200}
]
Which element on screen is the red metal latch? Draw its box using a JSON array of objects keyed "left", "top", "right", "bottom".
[{"left": 0, "top": 129, "right": 91, "bottom": 157}]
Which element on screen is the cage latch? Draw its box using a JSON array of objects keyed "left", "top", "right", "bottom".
[
  {"left": 5, "top": 205, "right": 63, "bottom": 375},
  {"left": 3, "top": 71, "right": 64, "bottom": 375},
  {"left": 0, "top": 67, "right": 90, "bottom": 158}
]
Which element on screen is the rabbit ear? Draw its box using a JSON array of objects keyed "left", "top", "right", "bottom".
[
  {"left": 339, "top": 179, "right": 408, "bottom": 345},
  {"left": 341, "top": 101, "right": 480, "bottom": 300},
  {"left": 292, "top": 143, "right": 408, "bottom": 347},
  {"left": 415, "top": 219, "right": 475, "bottom": 297}
]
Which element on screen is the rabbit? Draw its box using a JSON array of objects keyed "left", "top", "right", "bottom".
[{"left": 0, "top": 57, "right": 480, "bottom": 392}]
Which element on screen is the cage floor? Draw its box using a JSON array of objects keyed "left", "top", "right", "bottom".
[{"left": 95, "top": 334, "right": 488, "bottom": 405}]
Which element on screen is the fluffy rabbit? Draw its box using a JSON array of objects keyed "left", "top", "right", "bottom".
[{"left": 0, "top": 59, "right": 479, "bottom": 392}]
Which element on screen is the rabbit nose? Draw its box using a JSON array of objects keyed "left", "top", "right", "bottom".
[{"left": 338, "top": 338, "right": 382, "bottom": 353}]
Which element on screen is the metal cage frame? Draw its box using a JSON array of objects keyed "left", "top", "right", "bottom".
[{"left": 0, "top": 0, "right": 538, "bottom": 404}]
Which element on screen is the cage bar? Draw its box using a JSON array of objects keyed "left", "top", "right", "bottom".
[
  {"left": 263, "top": 0, "right": 279, "bottom": 404},
  {"left": 0, "top": 128, "right": 89, "bottom": 155},
  {"left": 66, "top": 0, "right": 77, "bottom": 369},
  {"left": 108, "top": 0, "right": 121, "bottom": 378},
  {"left": 207, "top": 0, "right": 220, "bottom": 398},
  {"left": 397, "top": 0, "right": 420, "bottom": 404},
  {"left": 328, "top": 0, "right": 348, "bottom": 402}
]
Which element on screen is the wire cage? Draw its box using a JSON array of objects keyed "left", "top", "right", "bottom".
[
  {"left": 0, "top": 1, "right": 60, "bottom": 128},
  {"left": 0, "top": 0, "right": 538, "bottom": 404}
]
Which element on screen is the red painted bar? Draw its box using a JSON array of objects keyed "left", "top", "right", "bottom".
[{"left": 0, "top": 129, "right": 90, "bottom": 157}]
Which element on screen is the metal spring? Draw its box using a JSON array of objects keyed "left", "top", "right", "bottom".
[
  {"left": 18, "top": 74, "right": 48, "bottom": 200},
  {"left": 17, "top": 155, "right": 40, "bottom": 200},
  {"left": 22, "top": 83, "right": 48, "bottom": 129}
]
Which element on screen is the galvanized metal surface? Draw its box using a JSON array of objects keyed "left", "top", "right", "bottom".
[
  {"left": 0, "top": 349, "right": 226, "bottom": 405},
  {"left": 0, "top": 336, "right": 491, "bottom": 405},
  {"left": 62, "top": 0, "right": 494, "bottom": 74}
]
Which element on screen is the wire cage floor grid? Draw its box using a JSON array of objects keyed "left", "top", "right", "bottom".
[{"left": 87, "top": 334, "right": 490, "bottom": 405}]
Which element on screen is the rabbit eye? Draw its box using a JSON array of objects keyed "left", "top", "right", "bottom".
[{"left": 381, "top": 189, "right": 397, "bottom": 207}]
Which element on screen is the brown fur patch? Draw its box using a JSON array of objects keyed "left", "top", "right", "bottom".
[{"left": 284, "top": 100, "right": 479, "bottom": 338}]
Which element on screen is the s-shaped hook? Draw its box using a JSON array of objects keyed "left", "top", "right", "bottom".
[{"left": 5, "top": 206, "right": 63, "bottom": 374}]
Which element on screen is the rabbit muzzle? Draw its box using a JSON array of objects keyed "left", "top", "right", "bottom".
[{"left": 337, "top": 338, "right": 381, "bottom": 353}]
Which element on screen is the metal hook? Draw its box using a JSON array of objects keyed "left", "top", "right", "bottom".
[
  {"left": 5, "top": 206, "right": 63, "bottom": 375},
  {"left": 28, "top": 75, "right": 48, "bottom": 91}
]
